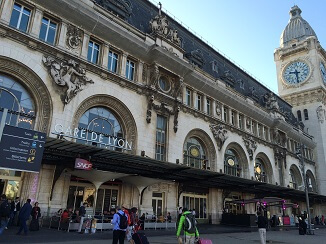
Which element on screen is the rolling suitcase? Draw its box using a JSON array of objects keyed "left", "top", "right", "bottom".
[
  {"left": 132, "top": 232, "right": 149, "bottom": 244},
  {"left": 198, "top": 239, "right": 213, "bottom": 244}
]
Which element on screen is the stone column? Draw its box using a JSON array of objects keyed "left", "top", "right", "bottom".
[
  {"left": 80, "top": 32, "right": 90, "bottom": 60},
  {"left": 120, "top": 52, "right": 128, "bottom": 78},
  {"left": 203, "top": 95, "right": 207, "bottom": 113},
  {"left": 208, "top": 188, "right": 223, "bottom": 224},
  {"left": 183, "top": 86, "right": 187, "bottom": 105},
  {"left": 30, "top": 8, "right": 43, "bottom": 38},
  {"left": 192, "top": 91, "right": 197, "bottom": 110},
  {"left": 0, "top": 0, "right": 14, "bottom": 25},
  {"left": 212, "top": 100, "right": 217, "bottom": 117},
  {"left": 221, "top": 105, "right": 225, "bottom": 121},
  {"left": 102, "top": 43, "right": 109, "bottom": 69},
  {"left": 137, "top": 60, "right": 143, "bottom": 83},
  {"left": 57, "top": 22, "right": 67, "bottom": 49}
]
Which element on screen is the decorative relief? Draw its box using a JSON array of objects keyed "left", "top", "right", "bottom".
[
  {"left": 221, "top": 70, "right": 235, "bottom": 87},
  {"left": 317, "top": 105, "right": 326, "bottom": 123},
  {"left": 43, "top": 56, "right": 94, "bottom": 105},
  {"left": 215, "top": 102, "right": 221, "bottom": 117},
  {"left": 274, "top": 147, "right": 287, "bottom": 168},
  {"left": 66, "top": 24, "right": 83, "bottom": 49},
  {"left": 210, "top": 124, "right": 228, "bottom": 151},
  {"left": 263, "top": 92, "right": 280, "bottom": 111},
  {"left": 272, "top": 129, "right": 286, "bottom": 148},
  {"left": 149, "top": 63, "right": 160, "bottom": 88},
  {"left": 243, "top": 135, "right": 257, "bottom": 160},
  {"left": 185, "top": 49, "right": 204, "bottom": 68},
  {"left": 149, "top": 3, "right": 181, "bottom": 46}
]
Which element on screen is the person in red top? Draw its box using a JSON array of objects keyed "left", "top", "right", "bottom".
[
  {"left": 122, "top": 205, "right": 132, "bottom": 242},
  {"left": 61, "top": 210, "right": 69, "bottom": 223}
]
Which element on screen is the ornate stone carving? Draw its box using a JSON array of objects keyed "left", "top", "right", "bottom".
[
  {"left": 221, "top": 70, "right": 235, "bottom": 87},
  {"left": 149, "top": 3, "right": 181, "bottom": 46},
  {"left": 66, "top": 24, "right": 83, "bottom": 49},
  {"left": 0, "top": 57, "right": 52, "bottom": 133},
  {"left": 215, "top": 102, "right": 221, "bottom": 116},
  {"left": 43, "top": 56, "right": 94, "bottom": 104},
  {"left": 272, "top": 129, "right": 286, "bottom": 147},
  {"left": 146, "top": 95, "right": 154, "bottom": 123},
  {"left": 149, "top": 63, "right": 160, "bottom": 88},
  {"left": 243, "top": 135, "right": 257, "bottom": 160},
  {"left": 263, "top": 92, "right": 280, "bottom": 111},
  {"left": 185, "top": 49, "right": 204, "bottom": 68},
  {"left": 274, "top": 147, "right": 287, "bottom": 168},
  {"left": 316, "top": 105, "right": 326, "bottom": 123},
  {"left": 173, "top": 103, "right": 180, "bottom": 133},
  {"left": 210, "top": 124, "right": 228, "bottom": 151},
  {"left": 173, "top": 77, "right": 184, "bottom": 99}
]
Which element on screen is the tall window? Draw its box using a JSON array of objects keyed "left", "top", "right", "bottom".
[
  {"left": 196, "top": 94, "right": 202, "bottom": 111},
  {"left": 155, "top": 115, "right": 167, "bottom": 161},
  {"left": 223, "top": 106, "right": 228, "bottom": 123},
  {"left": 224, "top": 149, "right": 241, "bottom": 177},
  {"left": 108, "top": 51, "right": 118, "bottom": 73},
  {"left": 152, "top": 192, "right": 164, "bottom": 217},
  {"left": 9, "top": 3, "right": 31, "bottom": 32},
  {"left": 39, "top": 17, "right": 57, "bottom": 45},
  {"left": 183, "top": 137, "right": 207, "bottom": 169},
  {"left": 0, "top": 73, "right": 35, "bottom": 129},
  {"left": 254, "top": 158, "right": 266, "bottom": 182},
  {"left": 304, "top": 109, "right": 309, "bottom": 120},
  {"left": 87, "top": 40, "right": 100, "bottom": 64},
  {"left": 238, "top": 114, "right": 243, "bottom": 129},
  {"left": 77, "top": 107, "right": 123, "bottom": 150},
  {"left": 185, "top": 88, "right": 191, "bottom": 106},
  {"left": 297, "top": 110, "right": 302, "bottom": 122},
  {"left": 206, "top": 99, "right": 211, "bottom": 115},
  {"left": 231, "top": 111, "right": 235, "bottom": 126},
  {"left": 183, "top": 194, "right": 207, "bottom": 219},
  {"left": 126, "top": 59, "right": 135, "bottom": 80},
  {"left": 289, "top": 169, "right": 297, "bottom": 189}
]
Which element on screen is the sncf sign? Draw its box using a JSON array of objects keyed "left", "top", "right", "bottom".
[{"left": 75, "top": 158, "right": 92, "bottom": 171}]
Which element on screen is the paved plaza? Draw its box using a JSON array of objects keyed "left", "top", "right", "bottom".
[{"left": 1, "top": 225, "right": 326, "bottom": 244}]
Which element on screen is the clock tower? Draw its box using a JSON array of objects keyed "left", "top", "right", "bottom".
[{"left": 274, "top": 5, "right": 326, "bottom": 195}]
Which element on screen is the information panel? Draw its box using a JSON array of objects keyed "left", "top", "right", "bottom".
[{"left": 0, "top": 125, "right": 46, "bottom": 172}]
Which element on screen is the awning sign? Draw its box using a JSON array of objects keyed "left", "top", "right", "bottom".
[
  {"left": 75, "top": 158, "right": 92, "bottom": 171},
  {"left": 0, "top": 125, "right": 46, "bottom": 172}
]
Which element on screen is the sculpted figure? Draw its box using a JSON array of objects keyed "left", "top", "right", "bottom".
[
  {"left": 210, "top": 124, "right": 228, "bottom": 150},
  {"left": 43, "top": 56, "right": 94, "bottom": 104}
]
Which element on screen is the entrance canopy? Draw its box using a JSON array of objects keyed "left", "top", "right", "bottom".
[{"left": 44, "top": 138, "right": 326, "bottom": 203}]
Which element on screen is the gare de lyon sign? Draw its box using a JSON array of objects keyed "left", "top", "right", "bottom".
[{"left": 52, "top": 124, "right": 132, "bottom": 151}]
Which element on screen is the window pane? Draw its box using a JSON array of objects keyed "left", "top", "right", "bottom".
[
  {"left": 9, "top": 9, "right": 20, "bottom": 28},
  {"left": 47, "top": 28, "right": 56, "bottom": 44},
  {"left": 19, "top": 14, "right": 30, "bottom": 32},
  {"left": 39, "top": 24, "right": 47, "bottom": 41},
  {"left": 87, "top": 43, "right": 93, "bottom": 62}
]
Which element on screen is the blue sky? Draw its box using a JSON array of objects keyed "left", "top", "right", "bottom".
[{"left": 149, "top": 0, "right": 326, "bottom": 94}]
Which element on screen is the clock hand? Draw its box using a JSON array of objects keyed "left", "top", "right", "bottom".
[{"left": 290, "top": 70, "right": 300, "bottom": 83}]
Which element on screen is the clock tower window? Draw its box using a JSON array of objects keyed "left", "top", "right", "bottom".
[
  {"left": 304, "top": 109, "right": 309, "bottom": 120},
  {"left": 297, "top": 110, "right": 302, "bottom": 122}
]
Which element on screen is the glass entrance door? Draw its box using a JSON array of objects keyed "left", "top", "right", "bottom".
[{"left": 152, "top": 192, "right": 164, "bottom": 217}]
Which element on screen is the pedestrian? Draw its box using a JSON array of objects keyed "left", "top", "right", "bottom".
[
  {"left": 17, "top": 199, "right": 32, "bottom": 235},
  {"left": 30, "top": 202, "right": 41, "bottom": 231},
  {"left": 191, "top": 209, "right": 196, "bottom": 217},
  {"left": 111, "top": 206, "right": 128, "bottom": 244},
  {"left": 77, "top": 202, "right": 87, "bottom": 233},
  {"left": 176, "top": 207, "right": 199, "bottom": 244},
  {"left": 0, "top": 194, "right": 11, "bottom": 235},
  {"left": 322, "top": 215, "right": 325, "bottom": 225},
  {"left": 257, "top": 211, "right": 267, "bottom": 244},
  {"left": 9, "top": 197, "right": 20, "bottom": 226}
]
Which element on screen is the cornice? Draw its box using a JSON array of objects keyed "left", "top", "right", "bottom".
[{"left": 282, "top": 88, "right": 326, "bottom": 106}]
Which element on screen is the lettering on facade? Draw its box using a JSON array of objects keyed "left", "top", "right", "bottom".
[
  {"left": 42, "top": 56, "right": 94, "bottom": 105},
  {"left": 53, "top": 124, "right": 132, "bottom": 151}
]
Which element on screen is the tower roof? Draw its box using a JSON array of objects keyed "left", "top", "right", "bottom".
[{"left": 280, "top": 5, "right": 317, "bottom": 47}]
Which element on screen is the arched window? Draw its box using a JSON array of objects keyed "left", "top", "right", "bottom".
[
  {"left": 254, "top": 158, "right": 266, "bottom": 182},
  {"left": 0, "top": 73, "right": 35, "bottom": 129},
  {"left": 304, "top": 109, "right": 309, "bottom": 120},
  {"left": 289, "top": 169, "right": 297, "bottom": 189},
  {"left": 297, "top": 110, "right": 302, "bottom": 122},
  {"left": 306, "top": 171, "right": 317, "bottom": 193},
  {"left": 77, "top": 107, "right": 123, "bottom": 150},
  {"left": 183, "top": 137, "right": 207, "bottom": 169},
  {"left": 224, "top": 149, "right": 241, "bottom": 177}
]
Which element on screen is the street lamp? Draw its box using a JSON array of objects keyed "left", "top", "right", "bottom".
[{"left": 296, "top": 142, "right": 313, "bottom": 234}]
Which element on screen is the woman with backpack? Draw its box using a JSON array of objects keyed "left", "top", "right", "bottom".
[{"left": 176, "top": 208, "right": 199, "bottom": 244}]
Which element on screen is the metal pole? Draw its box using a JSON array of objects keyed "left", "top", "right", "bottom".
[
  {"left": 300, "top": 142, "right": 312, "bottom": 234},
  {"left": 0, "top": 108, "right": 8, "bottom": 143}
]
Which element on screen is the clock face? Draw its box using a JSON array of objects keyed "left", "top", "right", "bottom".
[
  {"left": 320, "top": 62, "right": 326, "bottom": 85},
  {"left": 283, "top": 61, "right": 310, "bottom": 84},
  {"left": 190, "top": 147, "right": 200, "bottom": 157}
]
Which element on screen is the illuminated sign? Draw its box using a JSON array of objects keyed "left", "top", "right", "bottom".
[
  {"left": 0, "top": 125, "right": 46, "bottom": 172},
  {"left": 75, "top": 158, "right": 92, "bottom": 171},
  {"left": 52, "top": 124, "right": 132, "bottom": 151}
]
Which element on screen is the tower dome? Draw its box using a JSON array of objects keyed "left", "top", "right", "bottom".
[{"left": 280, "top": 5, "right": 317, "bottom": 47}]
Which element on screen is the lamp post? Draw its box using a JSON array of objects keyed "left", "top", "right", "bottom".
[{"left": 296, "top": 142, "right": 312, "bottom": 234}]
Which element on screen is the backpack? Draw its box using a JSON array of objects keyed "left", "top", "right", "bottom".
[
  {"left": 117, "top": 212, "right": 128, "bottom": 229},
  {"left": 0, "top": 200, "right": 11, "bottom": 218},
  {"left": 184, "top": 213, "right": 197, "bottom": 234}
]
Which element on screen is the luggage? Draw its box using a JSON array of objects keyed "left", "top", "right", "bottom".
[
  {"left": 132, "top": 232, "right": 149, "bottom": 244},
  {"left": 299, "top": 227, "right": 305, "bottom": 235},
  {"left": 29, "top": 218, "right": 39, "bottom": 231},
  {"left": 198, "top": 239, "right": 213, "bottom": 244}
]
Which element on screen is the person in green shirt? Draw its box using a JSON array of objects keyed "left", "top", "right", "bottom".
[{"left": 176, "top": 208, "right": 199, "bottom": 244}]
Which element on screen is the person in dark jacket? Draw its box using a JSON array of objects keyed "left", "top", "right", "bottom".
[
  {"left": 17, "top": 199, "right": 32, "bottom": 235},
  {"left": 0, "top": 194, "right": 10, "bottom": 235},
  {"left": 30, "top": 202, "right": 41, "bottom": 231},
  {"left": 257, "top": 211, "right": 267, "bottom": 244},
  {"left": 9, "top": 197, "right": 20, "bottom": 226},
  {"left": 77, "top": 202, "right": 87, "bottom": 233}
]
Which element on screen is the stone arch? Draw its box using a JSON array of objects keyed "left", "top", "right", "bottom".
[
  {"left": 255, "top": 152, "right": 274, "bottom": 184},
  {"left": 306, "top": 169, "right": 317, "bottom": 193},
  {"left": 224, "top": 142, "right": 249, "bottom": 178},
  {"left": 289, "top": 164, "right": 303, "bottom": 189},
  {"left": 183, "top": 129, "right": 216, "bottom": 171},
  {"left": 72, "top": 95, "right": 138, "bottom": 154},
  {"left": 0, "top": 56, "right": 53, "bottom": 133}
]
